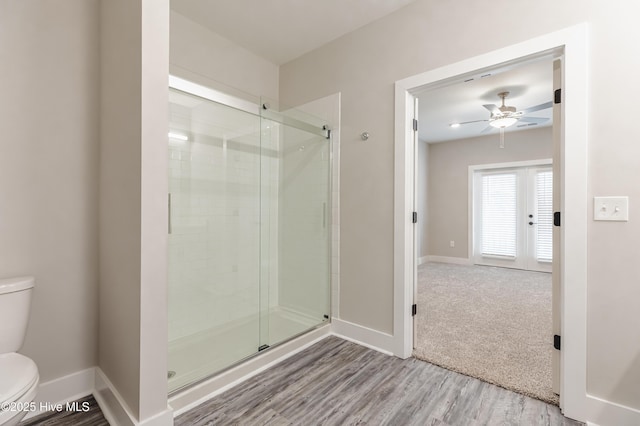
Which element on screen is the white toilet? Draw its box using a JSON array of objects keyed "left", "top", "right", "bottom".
[{"left": 0, "top": 277, "right": 39, "bottom": 426}]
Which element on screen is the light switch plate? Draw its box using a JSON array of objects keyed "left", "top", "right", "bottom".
[{"left": 593, "top": 196, "right": 629, "bottom": 221}]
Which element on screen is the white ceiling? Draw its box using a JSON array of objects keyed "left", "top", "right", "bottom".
[
  {"left": 171, "top": 0, "right": 418, "bottom": 65},
  {"left": 418, "top": 57, "right": 554, "bottom": 143}
]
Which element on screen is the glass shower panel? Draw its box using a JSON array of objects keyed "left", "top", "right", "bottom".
[
  {"left": 167, "top": 89, "right": 262, "bottom": 392},
  {"left": 260, "top": 115, "right": 331, "bottom": 348}
]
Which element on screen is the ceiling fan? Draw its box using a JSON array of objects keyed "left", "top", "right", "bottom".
[{"left": 451, "top": 91, "right": 552, "bottom": 147}]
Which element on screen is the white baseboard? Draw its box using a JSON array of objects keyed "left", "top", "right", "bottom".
[
  {"left": 331, "top": 318, "right": 394, "bottom": 356},
  {"left": 169, "top": 325, "right": 331, "bottom": 417},
  {"left": 418, "top": 255, "right": 429, "bottom": 265},
  {"left": 425, "top": 255, "right": 472, "bottom": 265},
  {"left": 94, "top": 368, "right": 136, "bottom": 426},
  {"left": 94, "top": 368, "right": 173, "bottom": 426},
  {"left": 586, "top": 394, "right": 640, "bottom": 426},
  {"left": 23, "top": 367, "right": 95, "bottom": 420}
]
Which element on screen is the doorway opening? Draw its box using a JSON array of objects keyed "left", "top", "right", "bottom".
[
  {"left": 413, "top": 56, "right": 558, "bottom": 404},
  {"left": 393, "top": 23, "right": 588, "bottom": 421}
]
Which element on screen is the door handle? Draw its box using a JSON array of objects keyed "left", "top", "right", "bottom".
[{"left": 168, "top": 193, "right": 172, "bottom": 234}]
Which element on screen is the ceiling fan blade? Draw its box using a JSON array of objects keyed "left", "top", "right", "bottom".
[
  {"left": 458, "top": 119, "right": 489, "bottom": 125},
  {"left": 480, "top": 125, "right": 494, "bottom": 133},
  {"left": 519, "top": 116, "right": 549, "bottom": 124},
  {"left": 521, "top": 101, "right": 553, "bottom": 114},
  {"left": 483, "top": 104, "right": 501, "bottom": 115},
  {"left": 517, "top": 123, "right": 538, "bottom": 128}
]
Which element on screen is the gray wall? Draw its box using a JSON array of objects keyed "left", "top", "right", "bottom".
[
  {"left": 100, "top": 0, "right": 169, "bottom": 420},
  {"left": 279, "top": 0, "right": 640, "bottom": 409},
  {"left": 0, "top": 0, "right": 99, "bottom": 383},
  {"left": 427, "top": 127, "right": 552, "bottom": 259}
]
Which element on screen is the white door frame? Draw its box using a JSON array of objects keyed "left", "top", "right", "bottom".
[{"left": 393, "top": 24, "right": 587, "bottom": 421}]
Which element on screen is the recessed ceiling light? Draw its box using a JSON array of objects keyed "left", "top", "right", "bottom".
[{"left": 450, "top": 123, "right": 460, "bottom": 128}]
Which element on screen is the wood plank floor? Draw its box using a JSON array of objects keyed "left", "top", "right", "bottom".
[
  {"left": 20, "top": 395, "right": 108, "bottom": 425},
  {"left": 176, "top": 336, "right": 583, "bottom": 426}
]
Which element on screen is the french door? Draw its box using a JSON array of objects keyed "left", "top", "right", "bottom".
[{"left": 472, "top": 164, "right": 553, "bottom": 272}]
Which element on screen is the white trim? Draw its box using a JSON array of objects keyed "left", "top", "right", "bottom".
[
  {"left": 94, "top": 368, "right": 136, "bottom": 426},
  {"left": 168, "top": 325, "right": 330, "bottom": 417},
  {"left": 23, "top": 368, "right": 95, "bottom": 420},
  {"left": 424, "top": 255, "right": 472, "bottom": 265},
  {"left": 469, "top": 158, "right": 553, "bottom": 172},
  {"left": 394, "top": 23, "right": 588, "bottom": 421},
  {"left": 94, "top": 368, "right": 174, "bottom": 426},
  {"left": 331, "top": 318, "right": 395, "bottom": 355},
  {"left": 586, "top": 394, "right": 640, "bottom": 426},
  {"left": 393, "top": 81, "right": 417, "bottom": 358},
  {"left": 418, "top": 255, "right": 429, "bottom": 265}
]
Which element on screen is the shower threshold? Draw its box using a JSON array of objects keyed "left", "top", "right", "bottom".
[{"left": 168, "top": 307, "right": 328, "bottom": 395}]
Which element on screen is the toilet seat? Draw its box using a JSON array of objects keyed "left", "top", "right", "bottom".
[{"left": 0, "top": 353, "right": 39, "bottom": 406}]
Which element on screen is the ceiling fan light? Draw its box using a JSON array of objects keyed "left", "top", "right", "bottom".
[{"left": 489, "top": 116, "right": 518, "bottom": 128}]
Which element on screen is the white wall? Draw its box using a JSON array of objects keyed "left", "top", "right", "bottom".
[
  {"left": 170, "top": 10, "right": 279, "bottom": 103},
  {"left": 0, "top": 0, "right": 99, "bottom": 383},
  {"left": 279, "top": 0, "right": 640, "bottom": 413},
  {"left": 427, "top": 127, "right": 552, "bottom": 258}
]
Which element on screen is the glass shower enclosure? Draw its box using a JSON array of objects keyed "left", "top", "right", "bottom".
[{"left": 167, "top": 77, "right": 331, "bottom": 392}]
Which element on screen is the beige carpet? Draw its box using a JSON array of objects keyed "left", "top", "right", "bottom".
[{"left": 413, "top": 262, "right": 558, "bottom": 405}]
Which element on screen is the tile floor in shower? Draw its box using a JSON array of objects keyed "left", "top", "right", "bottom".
[{"left": 168, "top": 307, "right": 324, "bottom": 392}]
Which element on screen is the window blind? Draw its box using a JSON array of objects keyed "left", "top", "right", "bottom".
[
  {"left": 536, "top": 170, "right": 553, "bottom": 262},
  {"left": 481, "top": 173, "right": 517, "bottom": 257}
]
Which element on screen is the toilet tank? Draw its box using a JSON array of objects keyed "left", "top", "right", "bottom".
[{"left": 0, "top": 276, "right": 34, "bottom": 353}]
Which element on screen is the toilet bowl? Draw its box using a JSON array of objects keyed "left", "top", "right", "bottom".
[
  {"left": 0, "top": 277, "right": 39, "bottom": 426},
  {"left": 0, "top": 354, "right": 39, "bottom": 426}
]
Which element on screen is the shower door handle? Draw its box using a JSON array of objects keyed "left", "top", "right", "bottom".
[
  {"left": 322, "top": 202, "right": 326, "bottom": 229},
  {"left": 168, "top": 193, "right": 172, "bottom": 234}
]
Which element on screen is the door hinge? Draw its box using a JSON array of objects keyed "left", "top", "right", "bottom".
[
  {"left": 412, "top": 212, "right": 417, "bottom": 223},
  {"left": 554, "top": 88, "right": 562, "bottom": 104},
  {"left": 553, "top": 335, "right": 561, "bottom": 350},
  {"left": 412, "top": 118, "right": 418, "bottom": 131},
  {"left": 412, "top": 304, "right": 417, "bottom": 316},
  {"left": 553, "top": 211, "right": 561, "bottom": 227}
]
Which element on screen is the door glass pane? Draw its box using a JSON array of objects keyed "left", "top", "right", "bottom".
[
  {"left": 261, "top": 116, "right": 331, "bottom": 347},
  {"left": 168, "top": 89, "right": 261, "bottom": 392},
  {"left": 535, "top": 170, "right": 553, "bottom": 262},
  {"left": 481, "top": 173, "right": 517, "bottom": 257}
]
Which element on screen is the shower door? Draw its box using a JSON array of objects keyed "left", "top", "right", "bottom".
[
  {"left": 168, "top": 88, "right": 263, "bottom": 392},
  {"left": 260, "top": 108, "right": 331, "bottom": 348},
  {"left": 167, "top": 81, "right": 331, "bottom": 393}
]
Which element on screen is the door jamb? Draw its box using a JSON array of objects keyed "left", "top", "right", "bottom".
[{"left": 393, "top": 23, "right": 587, "bottom": 421}]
